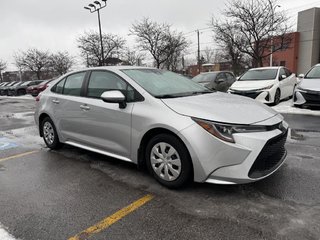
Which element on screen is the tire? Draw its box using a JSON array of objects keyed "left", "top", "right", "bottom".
[
  {"left": 273, "top": 89, "right": 281, "bottom": 105},
  {"left": 145, "top": 134, "right": 192, "bottom": 188},
  {"left": 17, "top": 89, "right": 26, "bottom": 96},
  {"left": 41, "top": 117, "right": 62, "bottom": 150}
]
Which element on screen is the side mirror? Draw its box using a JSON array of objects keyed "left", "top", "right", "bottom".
[
  {"left": 101, "top": 90, "right": 127, "bottom": 109},
  {"left": 298, "top": 74, "right": 305, "bottom": 78},
  {"left": 279, "top": 74, "right": 286, "bottom": 80},
  {"left": 215, "top": 78, "right": 225, "bottom": 84}
]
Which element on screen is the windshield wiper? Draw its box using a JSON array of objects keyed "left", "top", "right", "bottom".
[{"left": 155, "top": 94, "right": 182, "bottom": 99}]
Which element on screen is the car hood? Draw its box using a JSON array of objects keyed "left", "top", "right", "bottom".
[
  {"left": 161, "top": 92, "right": 278, "bottom": 125},
  {"left": 230, "top": 80, "right": 275, "bottom": 91},
  {"left": 299, "top": 78, "right": 320, "bottom": 91}
]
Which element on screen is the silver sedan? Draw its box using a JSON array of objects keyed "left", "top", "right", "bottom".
[{"left": 35, "top": 66, "right": 288, "bottom": 188}]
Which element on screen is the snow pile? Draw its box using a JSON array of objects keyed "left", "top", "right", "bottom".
[
  {"left": 0, "top": 224, "right": 17, "bottom": 240},
  {"left": 272, "top": 99, "right": 320, "bottom": 116}
]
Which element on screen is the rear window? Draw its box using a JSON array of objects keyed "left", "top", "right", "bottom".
[{"left": 192, "top": 73, "right": 217, "bottom": 83}]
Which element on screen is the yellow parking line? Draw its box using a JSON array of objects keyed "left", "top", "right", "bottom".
[
  {"left": 0, "top": 150, "right": 39, "bottom": 163},
  {"left": 68, "top": 194, "right": 154, "bottom": 240}
]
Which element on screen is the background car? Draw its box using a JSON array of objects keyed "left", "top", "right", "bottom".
[
  {"left": 7, "top": 82, "right": 24, "bottom": 96},
  {"left": 294, "top": 63, "right": 320, "bottom": 107},
  {"left": 229, "top": 67, "right": 297, "bottom": 105},
  {"left": 35, "top": 67, "right": 288, "bottom": 188},
  {"left": 27, "top": 79, "right": 55, "bottom": 96},
  {"left": 0, "top": 81, "right": 18, "bottom": 95},
  {"left": 192, "top": 71, "right": 236, "bottom": 92},
  {"left": 11, "top": 80, "right": 44, "bottom": 96}
]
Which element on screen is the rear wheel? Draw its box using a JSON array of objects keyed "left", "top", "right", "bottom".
[
  {"left": 41, "top": 117, "right": 62, "bottom": 149},
  {"left": 145, "top": 134, "right": 192, "bottom": 188}
]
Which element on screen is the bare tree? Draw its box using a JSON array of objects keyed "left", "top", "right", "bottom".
[
  {"left": 14, "top": 48, "right": 51, "bottom": 79},
  {"left": 50, "top": 51, "right": 74, "bottom": 75},
  {"left": 212, "top": 0, "right": 292, "bottom": 68},
  {"left": 203, "top": 47, "right": 215, "bottom": 63},
  {"left": 122, "top": 48, "right": 145, "bottom": 66},
  {"left": 0, "top": 59, "right": 7, "bottom": 82},
  {"left": 130, "top": 18, "right": 188, "bottom": 69},
  {"left": 77, "top": 31, "right": 125, "bottom": 67}
]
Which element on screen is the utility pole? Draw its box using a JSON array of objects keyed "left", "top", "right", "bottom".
[
  {"left": 197, "top": 30, "right": 201, "bottom": 74},
  {"left": 270, "top": 4, "right": 281, "bottom": 66},
  {"left": 84, "top": 0, "right": 107, "bottom": 66}
]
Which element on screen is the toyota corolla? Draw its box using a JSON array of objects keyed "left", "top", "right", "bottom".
[{"left": 35, "top": 67, "right": 288, "bottom": 188}]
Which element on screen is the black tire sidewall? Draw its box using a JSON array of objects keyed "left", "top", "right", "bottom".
[
  {"left": 41, "top": 117, "right": 61, "bottom": 149},
  {"left": 145, "top": 134, "right": 192, "bottom": 188}
]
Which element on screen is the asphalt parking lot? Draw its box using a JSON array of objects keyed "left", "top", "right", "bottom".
[{"left": 0, "top": 96, "right": 319, "bottom": 240}]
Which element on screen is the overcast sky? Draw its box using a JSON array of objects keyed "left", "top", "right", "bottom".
[{"left": 1, "top": 0, "right": 320, "bottom": 71}]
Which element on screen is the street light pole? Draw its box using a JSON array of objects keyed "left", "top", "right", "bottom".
[
  {"left": 270, "top": 4, "right": 281, "bottom": 67},
  {"left": 84, "top": 0, "right": 107, "bottom": 66}
]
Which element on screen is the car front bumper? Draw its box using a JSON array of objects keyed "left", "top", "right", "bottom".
[
  {"left": 293, "top": 90, "right": 320, "bottom": 106},
  {"left": 178, "top": 116, "right": 288, "bottom": 184}
]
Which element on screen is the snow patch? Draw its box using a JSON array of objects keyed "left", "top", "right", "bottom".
[
  {"left": 0, "top": 224, "right": 17, "bottom": 240},
  {"left": 272, "top": 99, "right": 320, "bottom": 116}
]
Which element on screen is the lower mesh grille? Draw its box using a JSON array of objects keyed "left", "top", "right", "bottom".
[{"left": 249, "top": 130, "right": 288, "bottom": 179}]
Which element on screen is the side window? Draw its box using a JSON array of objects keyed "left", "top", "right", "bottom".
[
  {"left": 63, "top": 72, "right": 86, "bottom": 96},
  {"left": 53, "top": 78, "right": 66, "bottom": 94},
  {"left": 226, "top": 73, "right": 235, "bottom": 81},
  {"left": 284, "top": 68, "right": 291, "bottom": 77},
  {"left": 279, "top": 68, "right": 286, "bottom": 80},
  {"left": 217, "top": 73, "right": 226, "bottom": 80},
  {"left": 87, "top": 71, "right": 141, "bottom": 102}
]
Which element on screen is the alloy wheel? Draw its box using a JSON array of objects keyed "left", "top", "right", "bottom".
[{"left": 150, "top": 142, "right": 182, "bottom": 181}]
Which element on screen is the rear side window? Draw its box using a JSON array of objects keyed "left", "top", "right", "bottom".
[
  {"left": 226, "top": 73, "right": 235, "bottom": 81},
  {"left": 63, "top": 72, "right": 86, "bottom": 96}
]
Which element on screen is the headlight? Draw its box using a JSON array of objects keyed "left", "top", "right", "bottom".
[
  {"left": 254, "top": 85, "right": 274, "bottom": 91},
  {"left": 193, "top": 118, "right": 268, "bottom": 143}
]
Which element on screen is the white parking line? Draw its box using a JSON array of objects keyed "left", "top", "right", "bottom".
[{"left": 0, "top": 224, "right": 18, "bottom": 240}]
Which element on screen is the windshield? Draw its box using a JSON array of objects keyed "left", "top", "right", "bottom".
[
  {"left": 192, "top": 73, "right": 217, "bottom": 83},
  {"left": 239, "top": 69, "right": 278, "bottom": 81},
  {"left": 122, "top": 69, "right": 212, "bottom": 98},
  {"left": 305, "top": 66, "right": 320, "bottom": 79}
]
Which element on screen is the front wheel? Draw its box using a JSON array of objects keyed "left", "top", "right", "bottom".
[
  {"left": 41, "top": 117, "right": 62, "bottom": 149},
  {"left": 145, "top": 134, "right": 192, "bottom": 188}
]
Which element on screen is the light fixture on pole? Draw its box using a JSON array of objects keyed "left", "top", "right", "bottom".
[
  {"left": 84, "top": 0, "right": 108, "bottom": 66},
  {"left": 270, "top": 4, "right": 281, "bottom": 67}
]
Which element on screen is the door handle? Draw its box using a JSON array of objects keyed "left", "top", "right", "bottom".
[
  {"left": 52, "top": 99, "right": 60, "bottom": 104},
  {"left": 80, "top": 104, "right": 90, "bottom": 111}
]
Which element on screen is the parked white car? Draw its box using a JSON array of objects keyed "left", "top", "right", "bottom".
[
  {"left": 294, "top": 63, "right": 320, "bottom": 107},
  {"left": 229, "top": 67, "right": 297, "bottom": 105}
]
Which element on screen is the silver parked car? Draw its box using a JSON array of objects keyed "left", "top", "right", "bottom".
[
  {"left": 294, "top": 64, "right": 320, "bottom": 107},
  {"left": 35, "top": 67, "right": 288, "bottom": 188}
]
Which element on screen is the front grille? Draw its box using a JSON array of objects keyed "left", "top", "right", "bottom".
[
  {"left": 231, "top": 91, "right": 261, "bottom": 99},
  {"left": 249, "top": 130, "right": 288, "bottom": 179},
  {"left": 301, "top": 91, "right": 320, "bottom": 105}
]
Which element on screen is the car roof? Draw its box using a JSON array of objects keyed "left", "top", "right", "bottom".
[{"left": 248, "top": 67, "right": 281, "bottom": 71}]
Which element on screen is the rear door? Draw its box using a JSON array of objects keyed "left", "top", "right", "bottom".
[
  {"left": 75, "top": 70, "right": 138, "bottom": 159},
  {"left": 50, "top": 71, "right": 88, "bottom": 142}
]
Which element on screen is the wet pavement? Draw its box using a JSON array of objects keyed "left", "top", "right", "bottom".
[{"left": 0, "top": 97, "right": 319, "bottom": 240}]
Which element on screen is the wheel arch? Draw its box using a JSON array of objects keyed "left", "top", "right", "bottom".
[{"left": 137, "top": 127, "right": 194, "bottom": 174}]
